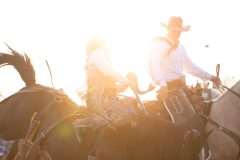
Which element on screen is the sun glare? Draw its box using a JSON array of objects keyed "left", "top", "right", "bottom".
[{"left": 1, "top": 0, "right": 239, "bottom": 105}]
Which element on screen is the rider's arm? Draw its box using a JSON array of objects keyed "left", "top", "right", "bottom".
[
  {"left": 181, "top": 47, "right": 212, "bottom": 81},
  {"left": 89, "top": 49, "right": 129, "bottom": 85}
]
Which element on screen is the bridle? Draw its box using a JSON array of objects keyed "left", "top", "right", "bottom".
[{"left": 8, "top": 84, "right": 83, "bottom": 160}]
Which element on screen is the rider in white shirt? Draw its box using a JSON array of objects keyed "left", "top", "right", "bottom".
[
  {"left": 148, "top": 17, "right": 220, "bottom": 159},
  {"left": 73, "top": 36, "right": 133, "bottom": 143},
  {"left": 148, "top": 16, "right": 220, "bottom": 132},
  {"left": 148, "top": 36, "right": 212, "bottom": 86},
  {"left": 85, "top": 36, "right": 129, "bottom": 109}
]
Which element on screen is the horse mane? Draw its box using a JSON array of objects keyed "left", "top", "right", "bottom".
[{"left": 0, "top": 45, "right": 36, "bottom": 86}]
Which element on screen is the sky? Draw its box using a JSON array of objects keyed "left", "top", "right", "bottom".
[{"left": 0, "top": 0, "right": 240, "bottom": 103}]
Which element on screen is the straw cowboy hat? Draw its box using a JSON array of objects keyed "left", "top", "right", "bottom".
[
  {"left": 160, "top": 16, "right": 191, "bottom": 32},
  {"left": 86, "top": 35, "right": 109, "bottom": 56}
]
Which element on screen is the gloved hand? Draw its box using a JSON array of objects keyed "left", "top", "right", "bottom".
[{"left": 156, "top": 86, "right": 169, "bottom": 101}]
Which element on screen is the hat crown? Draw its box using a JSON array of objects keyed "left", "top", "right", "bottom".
[{"left": 168, "top": 16, "right": 183, "bottom": 29}]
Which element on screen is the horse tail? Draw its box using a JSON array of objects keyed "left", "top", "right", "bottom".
[{"left": 0, "top": 44, "right": 36, "bottom": 86}]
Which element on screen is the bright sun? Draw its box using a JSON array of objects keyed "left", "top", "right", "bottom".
[{"left": 1, "top": 0, "right": 239, "bottom": 105}]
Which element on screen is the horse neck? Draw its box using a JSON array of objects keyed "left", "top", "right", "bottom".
[
  {"left": 0, "top": 93, "right": 44, "bottom": 140},
  {"left": 36, "top": 99, "right": 79, "bottom": 133},
  {"left": 214, "top": 80, "right": 240, "bottom": 104},
  {"left": 0, "top": 86, "right": 78, "bottom": 141},
  {"left": 210, "top": 81, "right": 240, "bottom": 134}
]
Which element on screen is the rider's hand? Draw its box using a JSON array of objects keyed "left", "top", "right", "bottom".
[
  {"left": 156, "top": 86, "right": 169, "bottom": 101},
  {"left": 210, "top": 75, "right": 221, "bottom": 87}
]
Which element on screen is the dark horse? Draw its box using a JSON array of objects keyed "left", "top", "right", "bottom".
[
  {"left": 94, "top": 116, "right": 212, "bottom": 160},
  {"left": 0, "top": 48, "right": 98, "bottom": 160},
  {"left": 0, "top": 48, "right": 209, "bottom": 160}
]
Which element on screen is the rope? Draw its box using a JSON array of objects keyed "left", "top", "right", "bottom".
[
  {"left": 220, "top": 84, "right": 240, "bottom": 98},
  {"left": 46, "top": 60, "right": 54, "bottom": 89},
  {"left": 216, "top": 64, "right": 220, "bottom": 78}
]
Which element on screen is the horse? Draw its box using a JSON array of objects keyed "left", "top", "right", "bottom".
[
  {"left": 94, "top": 116, "right": 211, "bottom": 160},
  {"left": 186, "top": 79, "right": 240, "bottom": 159},
  {"left": 148, "top": 79, "right": 240, "bottom": 160},
  {"left": 0, "top": 48, "right": 209, "bottom": 160},
  {"left": 205, "top": 81, "right": 240, "bottom": 160},
  {"left": 0, "top": 48, "right": 98, "bottom": 160}
]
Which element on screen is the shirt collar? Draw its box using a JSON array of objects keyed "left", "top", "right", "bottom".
[{"left": 164, "top": 36, "right": 179, "bottom": 49}]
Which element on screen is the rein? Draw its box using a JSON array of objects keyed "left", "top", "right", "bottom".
[
  {"left": 216, "top": 64, "right": 240, "bottom": 98},
  {"left": 219, "top": 84, "right": 240, "bottom": 98},
  {"left": 45, "top": 60, "right": 55, "bottom": 89}
]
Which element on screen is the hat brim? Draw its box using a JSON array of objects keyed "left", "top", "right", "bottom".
[{"left": 160, "top": 23, "right": 191, "bottom": 32}]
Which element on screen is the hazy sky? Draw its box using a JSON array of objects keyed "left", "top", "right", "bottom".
[{"left": 0, "top": 0, "right": 239, "bottom": 103}]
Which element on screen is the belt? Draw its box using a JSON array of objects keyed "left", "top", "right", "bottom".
[{"left": 167, "top": 79, "right": 185, "bottom": 90}]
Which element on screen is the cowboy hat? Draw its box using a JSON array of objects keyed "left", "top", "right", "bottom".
[
  {"left": 160, "top": 16, "right": 191, "bottom": 32},
  {"left": 86, "top": 35, "right": 109, "bottom": 56}
]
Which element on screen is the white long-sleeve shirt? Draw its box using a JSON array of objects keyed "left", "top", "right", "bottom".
[
  {"left": 148, "top": 38, "right": 212, "bottom": 87},
  {"left": 87, "top": 48, "right": 129, "bottom": 84}
]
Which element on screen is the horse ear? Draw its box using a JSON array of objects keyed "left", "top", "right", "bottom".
[{"left": 195, "top": 130, "right": 214, "bottom": 145}]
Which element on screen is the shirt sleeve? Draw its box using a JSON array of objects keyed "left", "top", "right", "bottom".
[
  {"left": 148, "top": 42, "right": 167, "bottom": 86},
  {"left": 181, "top": 48, "right": 212, "bottom": 80},
  {"left": 89, "top": 49, "right": 129, "bottom": 84}
]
